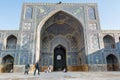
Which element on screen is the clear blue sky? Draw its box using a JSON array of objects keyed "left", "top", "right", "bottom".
[{"left": 0, "top": 0, "right": 119, "bottom": 30}]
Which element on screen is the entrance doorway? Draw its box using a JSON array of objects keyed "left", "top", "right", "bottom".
[
  {"left": 106, "top": 54, "right": 119, "bottom": 71},
  {"left": 54, "top": 45, "right": 66, "bottom": 71}
]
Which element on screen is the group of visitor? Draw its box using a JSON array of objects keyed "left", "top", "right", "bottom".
[{"left": 24, "top": 62, "right": 67, "bottom": 75}]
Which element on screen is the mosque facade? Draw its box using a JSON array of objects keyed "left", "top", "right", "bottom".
[{"left": 0, "top": 3, "right": 120, "bottom": 72}]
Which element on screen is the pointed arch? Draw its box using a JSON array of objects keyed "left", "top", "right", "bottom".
[
  {"left": 50, "top": 35, "right": 71, "bottom": 52},
  {"left": 6, "top": 35, "right": 17, "bottom": 49},
  {"left": 103, "top": 35, "right": 115, "bottom": 49},
  {"left": 40, "top": 10, "right": 84, "bottom": 34},
  {"left": 38, "top": 10, "right": 84, "bottom": 32}
]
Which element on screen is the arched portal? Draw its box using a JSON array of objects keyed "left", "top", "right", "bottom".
[
  {"left": 106, "top": 54, "right": 119, "bottom": 71},
  {"left": 2, "top": 55, "right": 14, "bottom": 72},
  {"left": 38, "top": 11, "right": 86, "bottom": 71},
  {"left": 54, "top": 45, "right": 66, "bottom": 71}
]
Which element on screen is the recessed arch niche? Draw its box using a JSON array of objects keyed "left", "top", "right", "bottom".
[
  {"left": 106, "top": 54, "right": 119, "bottom": 71},
  {"left": 2, "top": 55, "right": 14, "bottom": 73}
]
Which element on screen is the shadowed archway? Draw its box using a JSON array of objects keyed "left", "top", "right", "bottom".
[{"left": 2, "top": 55, "right": 14, "bottom": 72}]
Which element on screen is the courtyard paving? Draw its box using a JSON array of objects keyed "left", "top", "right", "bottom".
[{"left": 0, "top": 72, "right": 120, "bottom": 80}]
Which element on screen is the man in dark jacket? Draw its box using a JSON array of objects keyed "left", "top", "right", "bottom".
[{"left": 34, "top": 62, "right": 40, "bottom": 75}]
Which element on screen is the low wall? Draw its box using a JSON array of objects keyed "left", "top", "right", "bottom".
[
  {"left": 41, "top": 64, "right": 89, "bottom": 72},
  {"left": 0, "top": 65, "right": 5, "bottom": 73},
  {"left": 2, "top": 64, "right": 120, "bottom": 73}
]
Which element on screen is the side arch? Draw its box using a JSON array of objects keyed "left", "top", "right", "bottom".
[
  {"left": 103, "top": 35, "right": 115, "bottom": 49},
  {"left": 106, "top": 54, "right": 119, "bottom": 71},
  {"left": 2, "top": 55, "right": 14, "bottom": 73},
  {"left": 6, "top": 35, "right": 17, "bottom": 49}
]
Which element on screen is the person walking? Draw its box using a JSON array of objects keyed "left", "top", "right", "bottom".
[
  {"left": 34, "top": 62, "right": 40, "bottom": 75},
  {"left": 24, "top": 63, "right": 30, "bottom": 75}
]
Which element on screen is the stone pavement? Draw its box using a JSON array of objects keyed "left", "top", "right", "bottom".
[{"left": 0, "top": 72, "right": 120, "bottom": 80}]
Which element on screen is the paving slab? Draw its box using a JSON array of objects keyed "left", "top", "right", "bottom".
[{"left": 0, "top": 72, "right": 120, "bottom": 80}]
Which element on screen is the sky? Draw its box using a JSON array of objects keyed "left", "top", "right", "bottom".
[{"left": 0, "top": 0, "right": 120, "bottom": 30}]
